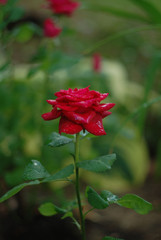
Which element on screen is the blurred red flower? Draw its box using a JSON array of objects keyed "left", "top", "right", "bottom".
[
  {"left": 42, "top": 86, "right": 115, "bottom": 136},
  {"left": 47, "top": 0, "right": 80, "bottom": 16},
  {"left": 93, "top": 53, "right": 102, "bottom": 73},
  {"left": 44, "top": 18, "right": 61, "bottom": 38},
  {"left": 0, "top": 0, "right": 7, "bottom": 4}
]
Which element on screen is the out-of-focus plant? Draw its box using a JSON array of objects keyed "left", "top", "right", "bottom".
[
  {"left": 85, "top": 0, "right": 161, "bottom": 24},
  {"left": 0, "top": 0, "right": 43, "bottom": 188},
  {"left": 82, "top": 0, "right": 161, "bottom": 180}
]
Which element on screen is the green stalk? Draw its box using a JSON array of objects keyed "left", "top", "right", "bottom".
[
  {"left": 74, "top": 133, "right": 86, "bottom": 240},
  {"left": 83, "top": 24, "right": 161, "bottom": 55}
]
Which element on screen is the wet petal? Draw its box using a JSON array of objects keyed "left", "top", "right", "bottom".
[
  {"left": 56, "top": 95, "right": 79, "bottom": 102},
  {"left": 101, "top": 111, "right": 112, "bottom": 118},
  {"left": 56, "top": 104, "right": 78, "bottom": 111},
  {"left": 83, "top": 113, "right": 106, "bottom": 136},
  {"left": 63, "top": 110, "right": 96, "bottom": 124},
  {"left": 55, "top": 86, "right": 90, "bottom": 97},
  {"left": 70, "top": 99, "right": 98, "bottom": 108},
  {"left": 41, "top": 107, "right": 61, "bottom": 120},
  {"left": 99, "top": 93, "right": 109, "bottom": 101},
  {"left": 93, "top": 103, "right": 115, "bottom": 112},
  {"left": 72, "top": 91, "right": 100, "bottom": 101},
  {"left": 47, "top": 100, "right": 57, "bottom": 105},
  {"left": 59, "top": 117, "right": 83, "bottom": 134}
]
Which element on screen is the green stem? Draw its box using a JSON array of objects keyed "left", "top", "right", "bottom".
[{"left": 74, "top": 133, "right": 86, "bottom": 240}]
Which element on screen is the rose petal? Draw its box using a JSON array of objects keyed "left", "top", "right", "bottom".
[
  {"left": 41, "top": 107, "right": 61, "bottom": 120},
  {"left": 72, "top": 86, "right": 89, "bottom": 95},
  {"left": 93, "top": 103, "right": 115, "bottom": 112},
  {"left": 56, "top": 104, "right": 78, "bottom": 111},
  {"left": 83, "top": 113, "right": 106, "bottom": 136},
  {"left": 63, "top": 110, "right": 96, "bottom": 124},
  {"left": 49, "top": 0, "right": 80, "bottom": 16},
  {"left": 56, "top": 95, "right": 79, "bottom": 102},
  {"left": 101, "top": 111, "right": 112, "bottom": 118},
  {"left": 72, "top": 91, "right": 100, "bottom": 101},
  {"left": 99, "top": 93, "right": 109, "bottom": 101},
  {"left": 55, "top": 87, "right": 104, "bottom": 102},
  {"left": 70, "top": 98, "right": 98, "bottom": 108},
  {"left": 55, "top": 86, "right": 90, "bottom": 97},
  {"left": 47, "top": 100, "right": 57, "bottom": 105},
  {"left": 44, "top": 18, "right": 62, "bottom": 38},
  {"left": 59, "top": 117, "right": 83, "bottom": 134}
]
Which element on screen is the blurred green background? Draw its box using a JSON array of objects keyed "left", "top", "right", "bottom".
[{"left": 0, "top": 0, "right": 161, "bottom": 239}]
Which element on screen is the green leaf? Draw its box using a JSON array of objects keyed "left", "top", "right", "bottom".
[
  {"left": 101, "top": 190, "right": 119, "bottom": 204},
  {"left": 12, "top": 23, "right": 42, "bottom": 43},
  {"left": 27, "top": 65, "right": 40, "bottom": 79},
  {"left": 0, "top": 62, "right": 10, "bottom": 73},
  {"left": 39, "top": 51, "right": 80, "bottom": 74},
  {"left": 0, "top": 180, "right": 40, "bottom": 203},
  {"left": 109, "top": 95, "right": 161, "bottom": 150},
  {"left": 38, "top": 202, "right": 57, "bottom": 216},
  {"left": 86, "top": 186, "right": 109, "bottom": 209},
  {"left": 83, "top": 25, "right": 161, "bottom": 55},
  {"left": 117, "top": 194, "right": 153, "bottom": 214},
  {"left": 61, "top": 211, "right": 73, "bottom": 220},
  {"left": 48, "top": 132, "right": 73, "bottom": 147},
  {"left": 61, "top": 211, "right": 81, "bottom": 230},
  {"left": 38, "top": 202, "right": 67, "bottom": 218},
  {"left": 5, "top": 168, "right": 25, "bottom": 187},
  {"left": 13, "top": 23, "right": 34, "bottom": 43},
  {"left": 131, "top": 0, "right": 161, "bottom": 24},
  {"left": 38, "top": 202, "right": 67, "bottom": 217},
  {"left": 54, "top": 205, "right": 67, "bottom": 214},
  {"left": 8, "top": 7, "right": 24, "bottom": 23},
  {"left": 23, "top": 160, "right": 50, "bottom": 181},
  {"left": 86, "top": 3, "right": 148, "bottom": 22},
  {"left": 102, "top": 237, "right": 124, "bottom": 240},
  {"left": 77, "top": 154, "right": 116, "bottom": 172},
  {"left": 138, "top": 52, "right": 161, "bottom": 134},
  {"left": 43, "top": 164, "right": 74, "bottom": 182},
  {"left": 62, "top": 200, "right": 78, "bottom": 211},
  {"left": 0, "top": 164, "right": 74, "bottom": 203}
]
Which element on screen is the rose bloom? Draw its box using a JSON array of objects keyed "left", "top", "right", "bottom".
[
  {"left": 44, "top": 18, "right": 61, "bottom": 38},
  {"left": 47, "top": 0, "right": 80, "bottom": 16},
  {"left": 42, "top": 87, "right": 115, "bottom": 136},
  {"left": 0, "top": 0, "right": 7, "bottom": 4},
  {"left": 93, "top": 53, "right": 102, "bottom": 73}
]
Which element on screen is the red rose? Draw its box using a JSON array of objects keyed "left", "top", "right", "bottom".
[
  {"left": 47, "top": 0, "right": 80, "bottom": 16},
  {"left": 42, "top": 86, "right": 115, "bottom": 136},
  {"left": 44, "top": 18, "right": 62, "bottom": 38},
  {"left": 93, "top": 53, "right": 102, "bottom": 73},
  {"left": 0, "top": 0, "right": 7, "bottom": 4}
]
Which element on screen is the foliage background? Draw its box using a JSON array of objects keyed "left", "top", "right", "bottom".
[{"left": 0, "top": 0, "right": 161, "bottom": 239}]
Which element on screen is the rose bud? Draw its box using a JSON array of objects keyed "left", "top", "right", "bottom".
[
  {"left": 47, "top": 0, "right": 80, "bottom": 16},
  {"left": 93, "top": 53, "right": 102, "bottom": 73},
  {"left": 44, "top": 18, "right": 62, "bottom": 38},
  {"left": 0, "top": 0, "right": 7, "bottom": 4}
]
